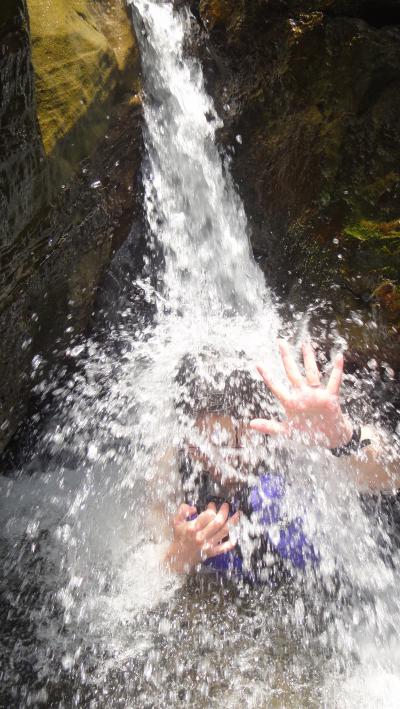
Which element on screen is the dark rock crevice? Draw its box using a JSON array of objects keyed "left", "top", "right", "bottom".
[{"left": 326, "top": 1, "right": 400, "bottom": 29}]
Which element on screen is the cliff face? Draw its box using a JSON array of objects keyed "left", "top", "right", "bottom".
[
  {"left": 0, "top": 0, "right": 142, "bottom": 452},
  {"left": 190, "top": 0, "right": 400, "bottom": 364},
  {"left": 0, "top": 0, "right": 47, "bottom": 260},
  {"left": 28, "top": 0, "right": 140, "bottom": 184}
]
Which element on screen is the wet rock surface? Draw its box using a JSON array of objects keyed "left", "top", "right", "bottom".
[
  {"left": 0, "top": 0, "right": 48, "bottom": 260},
  {"left": 187, "top": 0, "right": 400, "bottom": 365},
  {"left": 0, "top": 1, "right": 143, "bottom": 452},
  {"left": 28, "top": 0, "right": 140, "bottom": 185}
]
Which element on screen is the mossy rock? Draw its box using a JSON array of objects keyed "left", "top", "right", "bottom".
[
  {"left": 199, "top": 0, "right": 243, "bottom": 31},
  {"left": 27, "top": 0, "right": 140, "bottom": 186},
  {"left": 373, "top": 281, "right": 400, "bottom": 324},
  {"left": 344, "top": 219, "right": 400, "bottom": 243},
  {"left": 342, "top": 219, "right": 400, "bottom": 284}
]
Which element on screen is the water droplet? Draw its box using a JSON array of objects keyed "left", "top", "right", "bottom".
[
  {"left": 69, "top": 345, "right": 85, "bottom": 358},
  {"left": 87, "top": 443, "right": 99, "bottom": 461},
  {"left": 21, "top": 337, "right": 32, "bottom": 351},
  {"left": 32, "top": 355, "right": 42, "bottom": 370},
  {"left": 61, "top": 654, "right": 74, "bottom": 671}
]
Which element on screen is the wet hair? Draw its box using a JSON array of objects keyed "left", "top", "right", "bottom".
[{"left": 175, "top": 352, "right": 273, "bottom": 422}]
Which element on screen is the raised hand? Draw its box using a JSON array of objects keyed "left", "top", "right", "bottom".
[
  {"left": 250, "top": 341, "right": 353, "bottom": 449},
  {"left": 164, "top": 501, "right": 240, "bottom": 573}
]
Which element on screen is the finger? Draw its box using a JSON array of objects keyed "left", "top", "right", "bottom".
[
  {"left": 174, "top": 503, "right": 197, "bottom": 523},
  {"left": 302, "top": 341, "right": 321, "bottom": 387},
  {"left": 229, "top": 510, "right": 240, "bottom": 526},
  {"left": 198, "top": 502, "right": 230, "bottom": 541},
  {"left": 206, "top": 501, "right": 217, "bottom": 513},
  {"left": 250, "top": 419, "right": 289, "bottom": 436},
  {"left": 206, "top": 539, "right": 236, "bottom": 558},
  {"left": 279, "top": 340, "right": 304, "bottom": 389},
  {"left": 327, "top": 353, "right": 344, "bottom": 395},
  {"left": 188, "top": 508, "right": 216, "bottom": 532},
  {"left": 256, "top": 365, "right": 291, "bottom": 407},
  {"left": 206, "top": 511, "right": 240, "bottom": 547}
]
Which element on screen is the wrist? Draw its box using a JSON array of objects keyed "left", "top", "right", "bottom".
[
  {"left": 329, "top": 424, "right": 372, "bottom": 458},
  {"left": 337, "top": 416, "right": 354, "bottom": 447},
  {"left": 164, "top": 541, "right": 198, "bottom": 574},
  {"left": 326, "top": 414, "right": 353, "bottom": 449}
]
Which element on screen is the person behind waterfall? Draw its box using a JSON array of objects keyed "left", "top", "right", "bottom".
[{"left": 161, "top": 341, "right": 398, "bottom": 577}]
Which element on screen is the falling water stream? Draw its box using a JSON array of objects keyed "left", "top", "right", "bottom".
[{"left": 1, "top": 1, "right": 400, "bottom": 707}]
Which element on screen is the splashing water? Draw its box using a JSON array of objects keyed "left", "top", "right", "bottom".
[{"left": 1, "top": 1, "right": 400, "bottom": 707}]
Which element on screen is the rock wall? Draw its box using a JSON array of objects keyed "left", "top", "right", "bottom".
[
  {"left": 29, "top": 0, "right": 140, "bottom": 185},
  {"left": 0, "top": 0, "right": 47, "bottom": 269},
  {"left": 190, "top": 0, "right": 400, "bottom": 365},
  {"left": 0, "top": 0, "right": 142, "bottom": 453}
]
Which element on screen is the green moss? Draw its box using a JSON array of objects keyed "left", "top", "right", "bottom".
[
  {"left": 344, "top": 219, "right": 400, "bottom": 242},
  {"left": 341, "top": 220, "right": 400, "bottom": 291}
]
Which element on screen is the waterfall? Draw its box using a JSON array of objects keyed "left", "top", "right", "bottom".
[
  {"left": 132, "top": 0, "right": 266, "bottom": 317},
  {"left": 1, "top": 1, "right": 400, "bottom": 707}
]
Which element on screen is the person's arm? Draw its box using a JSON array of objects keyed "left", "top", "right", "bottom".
[
  {"left": 250, "top": 340, "right": 399, "bottom": 492},
  {"left": 341, "top": 424, "right": 399, "bottom": 492},
  {"left": 148, "top": 447, "right": 181, "bottom": 542}
]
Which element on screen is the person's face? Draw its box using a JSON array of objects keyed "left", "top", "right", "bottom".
[{"left": 186, "top": 413, "right": 264, "bottom": 485}]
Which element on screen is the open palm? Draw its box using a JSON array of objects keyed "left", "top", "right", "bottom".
[{"left": 251, "top": 341, "right": 353, "bottom": 449}]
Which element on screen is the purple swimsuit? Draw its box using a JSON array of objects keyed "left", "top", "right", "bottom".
[{"left": 202, "top": 472, "right": 319, "bottom": 582}]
